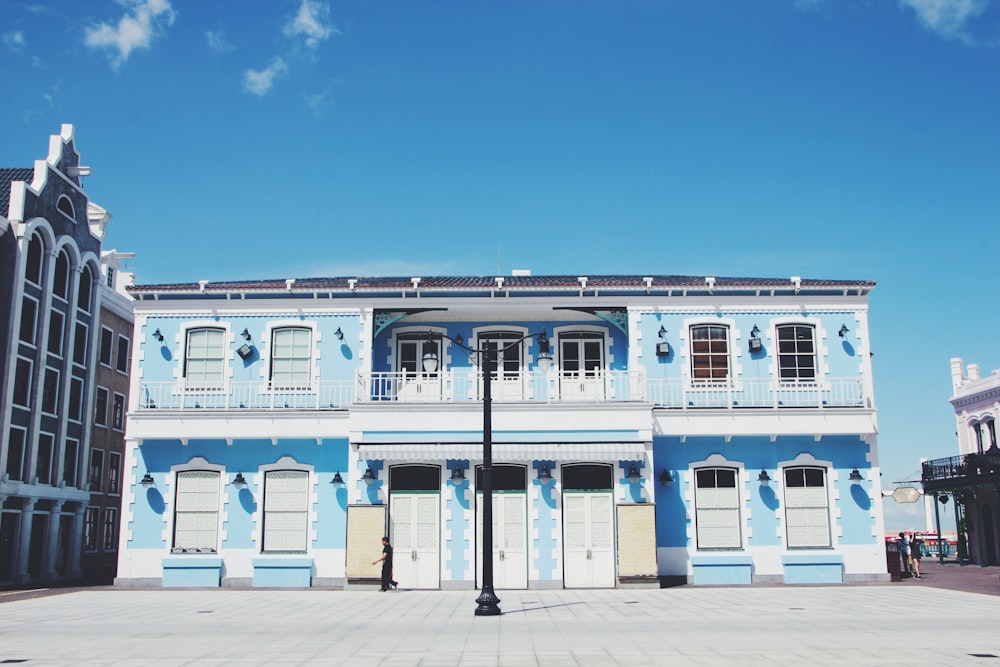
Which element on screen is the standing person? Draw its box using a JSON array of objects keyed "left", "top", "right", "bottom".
[
  {"left": 372, "top": 536, "right": 398, "bottom": 591},
  {"left": 910, "top": 532, "right": 923, "bottom": 579},
  {"left": 897, "top": 531, "right": 911, "bottom": 577}
]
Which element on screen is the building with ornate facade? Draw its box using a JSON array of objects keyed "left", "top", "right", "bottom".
[
  {"left": 116, "top": 272, "right": 887, "bottom": 588},
  {"left": 1, "top": 125, "right": 131, "bottom": 587},
  {"left": 921, "top": 359, "right": 1000, "bottom": 566}
]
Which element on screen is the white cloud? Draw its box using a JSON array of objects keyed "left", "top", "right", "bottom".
[
  {"left": 206, "top": 29, "right": 233, "bottom": 55},
  {"left": 284, "top": 0, "right": 337, "bottom": 48},
  {"left": 899, "top": 0, "right": 987, "bottom": 43},
  {"left": 3, "top": 31, "right": 26, "bottom": 52},
  {"left": 84, "top": 0, "right": 177, "bottom": 69},
  {"left": 244, "top": 58, "right": 288, "bottom": 96}
]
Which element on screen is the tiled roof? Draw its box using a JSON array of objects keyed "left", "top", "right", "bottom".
[
  {"left": 0, "top": 167, "right": 34, "bottom": 218},
  {"left": 129, "top": 274, "right": 875, "bottom": 295}
]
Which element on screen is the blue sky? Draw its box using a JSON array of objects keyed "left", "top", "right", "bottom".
[{"left": 5, "top": 0, "right": 1000, "bottom": 530}]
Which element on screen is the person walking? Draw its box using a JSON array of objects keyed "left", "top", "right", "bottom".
[
  {"left": 910, "top": 532, "right": 923, "bottom": 579},
  {"left": 372, "top": 536, "right": 398, "bottom": 591}
]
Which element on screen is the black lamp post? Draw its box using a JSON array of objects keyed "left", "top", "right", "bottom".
[{"left": 423, "top": 329, "right": 552, "bottom": 616}]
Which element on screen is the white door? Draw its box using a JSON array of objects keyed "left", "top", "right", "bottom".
[
  {"left": 476, "top": 492, "right": 528, "bottom": 589},
  {"left": 559, "top": 336, "right": 606, "bottom": 401},
  {"left": 390, "top": 493, "right": 440, "bottom": 589},
  {"left": 563, "top": 492, "right": 616, "bottom": 588}
]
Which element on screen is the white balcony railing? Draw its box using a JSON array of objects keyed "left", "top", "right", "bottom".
[
  {"left": 138, "top": 380, "right": 356, "bottom": 411},
  {"left": 135, "top": 374, "right": 868, "bottom": 411},
  {"left": 644, "top": 377, "right": 867, "bottom": 409},
  {"left": 357, "top": 369, "right": 647, "bottom": 404}
]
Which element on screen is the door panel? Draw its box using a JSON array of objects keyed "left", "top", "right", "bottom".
[
  {"left": 476, "top": 492, "right": 528, "bottom": 589},
  {"left": 563, "top": 493, "right": 616, "bottom": 588},
  {"left": 390, "top": 494, "right": 440, "bottom": 589}
]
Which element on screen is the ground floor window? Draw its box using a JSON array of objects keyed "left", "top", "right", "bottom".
[
  {"left": 173, "top": 471, "right": 220, "bottom": 553},
  {"left": 783, "top": 466, "right": 831, "bottom": 548},
  {"left": 84, "top": 506, "right": 99, "bottom": 551},
  {"left": 694, "top": 467, "right": 741, "bottom": 549},
  {"left": 262, "top": 470, "right": 309, "bottom": 552}
]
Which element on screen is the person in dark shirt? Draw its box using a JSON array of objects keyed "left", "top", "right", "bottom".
[{"left": 372, "top": 536, "right": 398, "bottom": 591}]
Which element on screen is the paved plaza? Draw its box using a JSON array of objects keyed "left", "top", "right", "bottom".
[{"left": 2, "top": 559, "right": 999, "bottom": 667}]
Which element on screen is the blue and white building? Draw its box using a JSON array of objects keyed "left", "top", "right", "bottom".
[{"left": 116, "top": 273, "right": 887, "bottom": 588}]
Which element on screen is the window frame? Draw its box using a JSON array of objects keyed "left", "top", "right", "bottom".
[
  {"left": 693, "top": 466, "right": 743, "bottom": 550},
  {"left": 94, "top": 386, "right": 109, "bottom": 427},
  {"left": 115, "top": 333, "right": 131, "bottom": 374},
  {"left": 13, "top": 357, "right": 33, "bottom": 408},
  {"left": 783, "top": 465, "right": 832, "bottom": 549},
  {"left": 84, "top": 507, "right": 99, "bottom": 551},
  {"left": 41, "top": 367, "right": 60, "bottom": 415},
  {"left": 36, "top": 432, "right": 55, "bottom": 485},
  {"left": 182, "top": 326, "right": 228, "bottom": 390},
  {"left": 19, "top": 295, "right": 39, "bottom": 346},
  {"left": 52, "top": 250, "right": 70, "bottom": 301},
  {"left": 48, "top": 309, "right": 65, "bottom": 357},
  {"left": 5, "top": 426, "right": 28, "bottom": 482},
  {"left": 268, "top": 325, "right": 314, "bottom": 391},
  {"left": 111, "top": 392, "right": 125, "bottom": 431},
  {"left": 63, "top": 438, "right": 80, "bottom": 488},
  {"left": 102, "top": 507, "right": 119, "bottom": 552},
  {"left": 776, "top": 323, "right": 818, "bottom": 384},
  {"left": 89, "top": 448, "right": 105, "bottom": 491},
  {"left": 261, "top": 469, "right": 311, "bottom": 554},
  {"left": 73, "top": 322, "right": 88, "bottom": 367},
  {"left": 25, "top": 234, "right": 44, "bottom": 286},
  {"left": 99, "top": 326, "right": 114, "bottom": 368},
  {"left": 689, "top": 324, "right": 731, "bottom": 385},
  {"left": 107, "top": 452, "right": 122, "bottom": 495},
  {"left": 172, "top": 469, "right": 222, "bottom": 553}
]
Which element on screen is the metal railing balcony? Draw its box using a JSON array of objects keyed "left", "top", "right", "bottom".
[{"left": 922, "top": 450, "right": 1000, "bottom": 485}]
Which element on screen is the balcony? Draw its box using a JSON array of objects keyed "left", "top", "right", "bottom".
[
  {"left": 922, "top": 449, "right": 1000, "bottom": 492},
  {"left": 135, "top": 373, "right": 869, "bottom": 412}
]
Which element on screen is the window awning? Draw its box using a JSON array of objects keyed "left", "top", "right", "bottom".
[{"left": 354, "top": 442, "right": 648, "bottom": 462}]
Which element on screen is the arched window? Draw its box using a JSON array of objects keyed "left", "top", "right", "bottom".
[
  {"left": 77, "top": 266, "right": 94, "bottom": 312},
  {"left": 57, "top": 195, "right": 75, "bottom": 218},
  {"left": 53, "top": 251, "right": 70, "bottom": 300},
  {"left": 25, "top": 234, "right": 44, "bottom": 285}
]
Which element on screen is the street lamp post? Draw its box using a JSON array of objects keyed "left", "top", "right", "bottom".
[{"left": 423, "top": 330, "right": 551, "bottom": 616}]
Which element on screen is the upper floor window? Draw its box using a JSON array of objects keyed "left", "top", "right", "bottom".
[
  {"left": 99, "top": 327, "right": 113, "bottom": 367},
  {"left": 262, "top": 470, "right": 309, "bottom": 553},
  {"left": 6, "top": 427, "right": 27, "bottom": 482},
  {"left": 559, "top": 331, "right": 604, "bottom": 376},
  {"left": 270, "top": 327, "right": 312, "bottom": 389},
  {"left": 77, "top": 266, "right": 93, "bottom": 312},
  {"left": 116, "top": 334, "right": 130, "bottom": 374},
  {"left": 482, "top": 331, "right": 524, "bottom": 378},
  {"left": 89, "top": 449, "right": 104, "bottom": 490},
  {"left": 694, "top": 468, "right": 741, "bottom": 550},
  {"left": 777, "top": 324, "right": 817, "bottom": 382},
  {"left": 783, "top": 466, "right": 831, "bottom": 548},
  {"left": 690, "top": 325, "right": 729, "bottom": 383},
  {"left": 48, "top": 310, "right": 65, "bottom": 356},
  {"left": 53, "top": 251, "right": 70, "bottom": 300},
  {"left": 184, "top": 327, "right": 226, "bottom": 389},
  {"left": 25, "top": 234, "right": 44, "bottom": 285},
  {"left": 73, "top": 323, "right": 88, "bottom": 366},
  {"left": 63, "top": 439, "right": 79, "bottom": 488},
  {"left": 397, "top": 334, "right": 437, "bottom": 377},
  {"left": 173, "top": 470, "right": 220, "bottom": 553},
  {"left": 57, "top": 195, "right": 75, "bottom": 218},
  {"left": 94, "top": 386, "right": 109, "bottom": 427},
  {"left": 19, "top": 296, "right": 38, "bottom": 345},
  {"left": 108, "top": 452, "right": 122, "bottom": 495}
]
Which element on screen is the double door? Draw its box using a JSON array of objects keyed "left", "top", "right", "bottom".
[
  {"left": 389, "top": 493, "right": 440, "bottom": 589},
  {"left": 476, "top": 491, "right": 528, "bottom": 589},
  {"left": 563, "top": 492, "right": 616, "bottom": 588}
]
